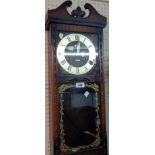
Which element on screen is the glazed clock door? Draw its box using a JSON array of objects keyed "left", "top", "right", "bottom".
[{"left": 59, "top": 83, "right": 101, "bottom": 154}]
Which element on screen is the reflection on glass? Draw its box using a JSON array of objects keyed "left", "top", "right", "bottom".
[{"left": 63, "top": 87, "right": 97, "bottom": 147}]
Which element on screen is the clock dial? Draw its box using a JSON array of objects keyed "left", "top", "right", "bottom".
[{"left": 57, "top": 33, "right": 96, "bottom": 75}]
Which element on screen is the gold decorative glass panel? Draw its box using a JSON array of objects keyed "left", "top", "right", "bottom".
[{"left": 59, "top": 83, "right": 101, "bottom": 153}]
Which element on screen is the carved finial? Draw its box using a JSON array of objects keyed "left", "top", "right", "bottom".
[{"left": 71, "top": 6, "right": 86, "bottom": 18}]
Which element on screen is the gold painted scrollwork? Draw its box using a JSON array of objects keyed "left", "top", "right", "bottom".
[
  {"left": 86, "top": 83, "right": 99, "bottom": 92},
  {"left": 58, "top": 84, "right": 74, "bottom": 93}
]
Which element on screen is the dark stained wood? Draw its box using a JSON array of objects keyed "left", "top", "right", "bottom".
[
  {"left": 45, "top": 0, "right": 107, "bottom": 30},
  {"left": 56, "top": 24, "right": 97, "bottom": 33},
  {"left": 47, "top": 26, "right": 59, "bottom": 143}
]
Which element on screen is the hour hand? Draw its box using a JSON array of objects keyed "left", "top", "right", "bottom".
[{"left": 77, "top": 41, "right": 80, "bottom": 53}]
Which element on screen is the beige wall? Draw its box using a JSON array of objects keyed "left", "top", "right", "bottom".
[{"left": 45, "top": 1, "right": 109, "bottom": 154}]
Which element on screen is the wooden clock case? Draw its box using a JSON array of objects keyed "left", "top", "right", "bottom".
[{"left": 45, "top": 1, "right": 108, "bottom": 155}]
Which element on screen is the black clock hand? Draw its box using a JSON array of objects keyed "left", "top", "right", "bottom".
[{"left": 77, "top": 41, "right": 80, "bottom": 53}]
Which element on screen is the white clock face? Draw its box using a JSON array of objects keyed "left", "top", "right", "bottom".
[{"left": 56, "top": 33, "right": 96, "bottom": 75}]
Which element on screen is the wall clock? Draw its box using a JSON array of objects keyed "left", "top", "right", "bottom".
[{"left": 46, "top": 1, "right": 108, "bottom": 155}]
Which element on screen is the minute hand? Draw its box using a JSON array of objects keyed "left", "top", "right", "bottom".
[{"left": 77, "top": 42, "right": 80, "bottom": 53}]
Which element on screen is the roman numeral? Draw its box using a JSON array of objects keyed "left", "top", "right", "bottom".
[
  {"left": 75, "top": 35, "right": 80, "bottom": 41},
  {"left": 67, "top": 37, "right": 71, "bottom": 43},
  {"left": 84, "top": 66, "right": 88, "bottom": 71},
  {"left": 67, "top": 65, "right": 72, "bottom": 71},
  {"left": 88, "top": 45, "right": 93, "bottom": 48},
  {"left": 61, "top": 59, "right": 66, "bottom": 65},
  {"left": 89, "top": 60, "right": 93, "bottom": 65}
]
